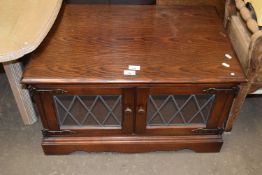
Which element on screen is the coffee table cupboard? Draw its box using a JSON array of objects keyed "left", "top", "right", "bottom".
[{"left": 22, "top": 5, "right": 246, "bottom": 154}]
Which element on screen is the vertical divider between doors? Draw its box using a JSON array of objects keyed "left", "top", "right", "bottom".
[
  {"left": 135, "top": 88, "right": 150, "bottom": 134},
  {"left": 122, "top": 88, "right": 135, "bottom": 134}
]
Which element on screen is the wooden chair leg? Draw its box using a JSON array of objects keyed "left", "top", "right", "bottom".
[
  {"left": 3, "top": 61, "right": 37, "bottom": 125},
  {"left": 225, "top": 84, "right": 250, "bottom": 132}
]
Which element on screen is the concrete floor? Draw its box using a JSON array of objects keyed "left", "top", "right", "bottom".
[{"left": 0, "top": 68, "right": 262, "bottom": 175}]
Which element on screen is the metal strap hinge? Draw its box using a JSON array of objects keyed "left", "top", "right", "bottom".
[
  {"left": 28, "top": 86, "right": 68, "bottom": 97},
  {"left": 42, "top": 129, "right": 76, "bottom": 137},
  {"left": 203, "top": 86, "right": 239, "bottom": 96},
  {"left": 192, "top": 128, "right": 224, "bottom": 135}
]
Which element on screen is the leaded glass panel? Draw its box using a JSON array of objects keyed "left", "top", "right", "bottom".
[
  {"left": 54, "top": 95, "right": 122, "bottom": 127},
  {"left": 147, "top": 94, "right": 215, "bottom": 126}
]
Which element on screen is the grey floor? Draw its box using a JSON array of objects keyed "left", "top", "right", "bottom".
[{"left": 0, "top": 67, "right": 262, "bottom": 175}]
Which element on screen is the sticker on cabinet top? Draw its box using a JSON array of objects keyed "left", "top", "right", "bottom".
[
  {"left": 128, "top": 65, "right": 141, "bottom": 71},
  {"left": 124, "top": 70, "right": 136, "bottom": 76},
  {"left": 225, "top": 54, "right": 232, "bottom": 59}
]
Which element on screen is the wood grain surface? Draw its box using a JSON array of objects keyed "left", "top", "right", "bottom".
[
  {"left": 157, "top": 0, "right": 226, "bottom": 19},
  {"left": 42, "top": 135, "right": 223, "bottom": 154},
  {"left": 22, "top": 5, "right": 246, "bottom": 84}
]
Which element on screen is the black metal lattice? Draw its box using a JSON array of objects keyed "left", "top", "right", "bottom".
[
  {"left": 147, "top": 94, "right": 215, "bottom": 126},
  {"left": 54, "top": 95, "right": 122, "bottom": 127}
]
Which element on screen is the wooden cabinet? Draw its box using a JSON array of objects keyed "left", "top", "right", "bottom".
[
  {"left": 34, "top": 86, "right": 133, "bottom": 135},
  {"left": 28, "top": 84, "right": 237, "bottom": 154},
  {"left": 22, "top": 5, "right": 246, "bottom": 154},
  {"left": 135, "top": 86, "right": 236, "bottom": 135}
]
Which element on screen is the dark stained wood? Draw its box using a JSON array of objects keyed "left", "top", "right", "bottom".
[
  {"left": 122, "top": 88, "right": 135, "bottom": 134},
  {"left": 40, "top": 87, "right": 136, "bottom": 136},
  {"left": 217, "top": 90, "right": 235, "bottom": 128},
  {"left": 35, "top": 84, "right": 237, "bottom": 137},
  {"left": 206, "top": 90, "right": 235, "bottom": 128},
  {"left": 142, "top": 125, "right": 206, "bottom": 136},
  {"left": 135, "top": 88, "right": 149, "bottom": 133},
  {"left": 135, "top": 85, "right": 236, "bottom": 136},
  {"left": 156, "top": 0, "right": 226, "bottom": 19},
  {"left": 22, "top": 4, "right": 247, "bottom": 154},
  {"left": 40, "top": 93, "right": 60, "bottom": 130},
  {"left": 65, "top": 0, "right": 156, "bottom": 4},
  {"left": 33, "top": 93, "right": 50, "bottom": 129},
  {"left": 42, "top": 135, "right": 223, "bottom": 154},
  {"left": 22, "top": 5, "right": 246, "bottom": 84},
  {"left": 31, "top": 83, "right": 239, "bottom": 89}
]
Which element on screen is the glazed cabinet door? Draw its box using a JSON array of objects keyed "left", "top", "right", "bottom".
[
  {"left": 135, "top": 85, "right": 237, "bottom": 136},
  {"left": 33, "top": 86, "right": 135, "bottom": 137}
]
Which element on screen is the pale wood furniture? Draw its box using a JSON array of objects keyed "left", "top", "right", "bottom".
[
  {"left": 224, "top": 0, "right": 262, "bottom": 131},
  {"left": 3, "top": 61, "right": 36, "bottom": 124},
  {"left": 0, "top": 0, "right": 62, "bottom": 124},
  {"left": 22, "top": 4, "right": 245, "bottom": 154}
]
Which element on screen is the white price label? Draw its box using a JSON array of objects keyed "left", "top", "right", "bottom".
[
  {"left": 222, "top": 62, "right": 230, "bottom": 68},
  {"left": 124, "top": 70, "right": 136, "bottom": 76},
  {"left": 128, "top": 65, "right": 141, "bottom": 71},
  {"left": 225, "top": 54, "right": 232, "bottom": 59}
]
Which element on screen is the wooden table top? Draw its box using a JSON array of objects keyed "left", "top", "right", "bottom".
[{"left": 22, "top": 5, "right": 246, "bottom": 84}]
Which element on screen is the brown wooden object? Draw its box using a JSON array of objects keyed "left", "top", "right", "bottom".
[
  {"left": 22, "top": 5, "right": 246, "bottom": 154},
  {"left": 156, "top": 0, "right": 226, "bottom": 18},
  {"left": 225, "top": 0, "right": 262, "bottom": 132}
]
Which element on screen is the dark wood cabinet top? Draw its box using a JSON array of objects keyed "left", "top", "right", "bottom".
[{"left": 22, "top": 5, "right": 246, "bottom": 84}]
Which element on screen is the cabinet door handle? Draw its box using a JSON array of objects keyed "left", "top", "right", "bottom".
[
  {"left": 125, "top": 107, "right": 133, "bottom": 113},
  {"left": 138, "top": 106, "right": 145, "bottom": 114}
]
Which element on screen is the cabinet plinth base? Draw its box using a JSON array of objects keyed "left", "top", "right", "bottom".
[{"left": 42, "top": 135, "right": 223, "bottom": 155}]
